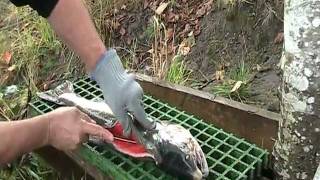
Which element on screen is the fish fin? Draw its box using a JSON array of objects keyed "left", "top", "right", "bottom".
[{"left": 36, "top": 81, "right": 74, "bottom": 105}]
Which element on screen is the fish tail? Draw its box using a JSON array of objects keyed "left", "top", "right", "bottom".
[{"left": 36, "top": 81, "right": 74, "bottom": 105}]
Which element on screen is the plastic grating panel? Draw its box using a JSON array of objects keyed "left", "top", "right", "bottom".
[{"left": 29, "top": 78, "right": 269, "bottom": 180}]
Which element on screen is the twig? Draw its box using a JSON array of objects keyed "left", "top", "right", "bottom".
[
  {"left": 265, "top": 2, "right": 284, "bottom": 23},
  {"left": 198, "top": 79, "right": 215, "bottom": 90},
  {"left": 0, "top": 107, "right": 10, "bottom": 121},
  {"left": 198, "top": 70, "right": 210, "bottom": 82}
]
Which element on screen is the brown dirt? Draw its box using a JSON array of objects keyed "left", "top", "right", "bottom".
[
  {"left": 97, "top": 0, "right": 284, "bottom": 112},
  {"left": 184, "top": 1, "right": 283, "bottom": 112}
]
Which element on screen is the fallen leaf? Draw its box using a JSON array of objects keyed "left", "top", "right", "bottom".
[
  {"left": 0, "top": 74, "right": 9, "bottom": 85},
  {"left": 166, "top": 28, "right": 174, "bottom": 41},
  {"left": 120, "top": 27, "right": 126, "bottom": 36},
  {"left": 7, "top": 65, "right": 16, "bottom": 72},
  {"left": 196, "top": 6, "right": 207, "bottom": 18},
  {"left": 147, "top": 49, "right": 154, "bottom": 54},
  {"left": 43, "top": 83, "right": 49, "bottom": 91},
  {"left": 125, "top": 36, "right": 133, "bottom": 45},
  {"left": 274, "top": 32, "right": 284, "bottom": 44},
  {"left": 143, "top": 0, "right": 149, "bottom": 9},
  {"left": 114, "top": 8, "right": 119, "bottom": 14},
  {"left": 215, "top": 70, "right": 225, "bottom": 81},
  {"left": 205, "top": 0, "right": 214, "bottom": 15},
  {"left": 179, "top": 23, "right": 191, "bottom": 38},
  {"left": 256, "top": 64, "right": 261, "bottom": 71},
  {"left": 231, "top": 81, "right": 243, "bottom": 92},
  {"left": 196, "top": 0, "right": 213, "bottom": 18},
  {"left": 178, "top": 40, "right": 191, "bottom": 55},
  {"left": 149, "top": 1, "right": 158, "bottom": 11},
  {"left": 192, "top": 19, "right": 201, "bottom": 36},
  {"left": 167, "top": 11, "right": 179, "bottom": 23},
  {"left": 186, "top": 32, "right": 196, "bottom": 47},
  {"left": 155, "top": 2, "right": 169, "bottom": 15},
  {"left": 179, "top": 46, "right": 190, "bottom": 56},
  {"left": 121, "top": 5, "right": 127, "bottom": 10},
  {"left": 113, "top": 21, "right": 121, "bottom": 29},
  {"left": 2, "top": 51, "right": 12, "bottom": 64}
]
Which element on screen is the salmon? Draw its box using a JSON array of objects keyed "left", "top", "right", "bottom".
[{"left": 37, "top": 81, "right": 209, "bottom": 180}]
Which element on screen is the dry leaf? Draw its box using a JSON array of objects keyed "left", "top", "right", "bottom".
[
  {"left": 120, "top": 27, "right": 126, "bottom": 36},
  {"left": 215, "top": 70, "right": 225, "bottom": 81},
  {"left": 274, "top": 32, "right": 284, "bottom": 44},
  {"left": 194, "top": 22, "right": 201, "bottom": 36},
  {"left": 179, "top": 46, "right": 190, "bottom": 56},
  {"left": 196, "top": 0, "right": 213, "bottom": 17},
  {"left": 178, "top": 38, "right": 192, "bottom": 55},
  {"left": 7, "top": 65, "right": 16, "bottom": 72},
  {"left": 2, "top": 51, "right": 12, "bottom": 64},
  {"left": 224, "top": 62, "right": 231, "bottom": 68},
  {"left": 147, "top": 49, "right": 154, "bottom": 54},
  {"left": 149, "top": 1, "right": 158, "bottom": 11},
  {"left": 196, "top": 6, "right": 207, "bottom": 18},
  {"left": 143, "top": 0, "right": 149, "bottom": 9},
  {"left": 166, "top": 28, "right": 174, "bottom": 41},
  {"left": 113, "top": 21, "right": 121, "bottom": 29},
  {"left": 43, "top": 83, "right": 50, "bottom": 91},
  {"left": 121, "top": 5, "right": 127, "bottom": 10},
  {"left": 231, "top": 81, "right": 243, "bottom": 92},
  {"left": 179, "top": 23, "right": 191, "bottom": 38},
  {"left": 256, "top": 64, "right": 262, "bottom": 71},
  {"left": 155, "top": 2, "right": 169, "bottom": 15},
  {"left": 114, "top": 8, "right": 119, "bottom": 14},
  {"left": 167, "top": 11, "right": 179, "bottom": 22},
  {"left": 125, "top": 36, "right": 133, "bottom": 45}
]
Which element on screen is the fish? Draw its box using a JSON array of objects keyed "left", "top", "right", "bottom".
[{"left": 36, "top": 81, "right": 209, "bottom": 180}]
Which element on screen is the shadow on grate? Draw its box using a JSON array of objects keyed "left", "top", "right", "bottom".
[{"left": 29, "top": 77, "right": 269, "bottom": 180}]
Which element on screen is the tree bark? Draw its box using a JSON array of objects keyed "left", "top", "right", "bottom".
[{"left": 273, "top": 0, "right": 320, "bottom": 179}]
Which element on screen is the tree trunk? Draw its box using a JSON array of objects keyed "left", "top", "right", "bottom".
[{"left": 273, "top": 0, "right": 320, "bottom": 179}]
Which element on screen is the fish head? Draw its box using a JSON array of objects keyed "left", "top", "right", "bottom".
[{"left": 155, "top": 121, "right": 209, "bottom": 180}]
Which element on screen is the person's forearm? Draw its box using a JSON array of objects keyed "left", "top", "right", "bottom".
[
  {"left": 0, "top": 115, "right": 49, "bottom": 165},
  {"left": 48, "top": 0, "right": 106, "bottom": 71}
]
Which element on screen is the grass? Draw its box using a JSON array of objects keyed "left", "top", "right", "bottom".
[
  {"left": 212, "top": 61, "right": 251, "bottom": 102},
  {"left": 150, "top": 16, "right": 169, "bottom": 80},
  {"left": 0, "top": 154, "right": 59, "bottom": 180},
  {"left": 165, "top": 55, "right": 191, "bottom": 85},
  {"left": 0, "top": 3, "right": 81, "bottom": 180}
]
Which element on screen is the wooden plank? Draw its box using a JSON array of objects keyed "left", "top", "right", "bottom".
[
  {"left": 136, "top": 74, "right": 280, "bottom": 151},
  {"left": 35, "top": 147, "right": 112, "bottom": 180},
  {"left": 35, "top": 147, "right": 94, "bottom": 180}
]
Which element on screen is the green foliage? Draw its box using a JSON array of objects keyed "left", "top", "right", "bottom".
[
  {"left": 145, "top": 22, "right": 155, "bottom": 41},
  {"left": 165, "top": 55, "right": 191, "bottom": 85},
  {"left": 0, "top": 154, "right": 59, "bottom": 180},
  {"left": 212, "top": 62, "right": 251, "bottom": 102},
  {"left": 0, "top": 86, "right": 28, "bottom": 120},
  {"left": 0, "top": 4, "right": 70, "bottom": 179}
]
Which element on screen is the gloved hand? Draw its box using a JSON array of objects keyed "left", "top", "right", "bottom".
[{"left": 91, "top": 49, "right": 155, "bottom": 137}]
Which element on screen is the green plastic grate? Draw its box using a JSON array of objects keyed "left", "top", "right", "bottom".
[{"left": 29, "top": 78, "right": 269, "bottom": 180}]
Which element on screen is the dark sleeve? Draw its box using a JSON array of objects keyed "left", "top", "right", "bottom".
[{"left": 9, "top": 0, "right": 59, "bottom": 18}]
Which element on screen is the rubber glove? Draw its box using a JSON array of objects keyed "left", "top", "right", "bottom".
[{"left": 91, "top": 49, "right": 155, "bottom": 137}]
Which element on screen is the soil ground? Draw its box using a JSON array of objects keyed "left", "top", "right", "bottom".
[
  {"left": 101, "top": 0, "right": 284, "bottom": 112},
  {"left": 184, "top": 2, "right": 283, "bottom": 111}
]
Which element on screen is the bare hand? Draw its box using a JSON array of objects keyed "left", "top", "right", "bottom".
[{"left": 46, "top": 107, "right": 113, "bottom": 151}]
